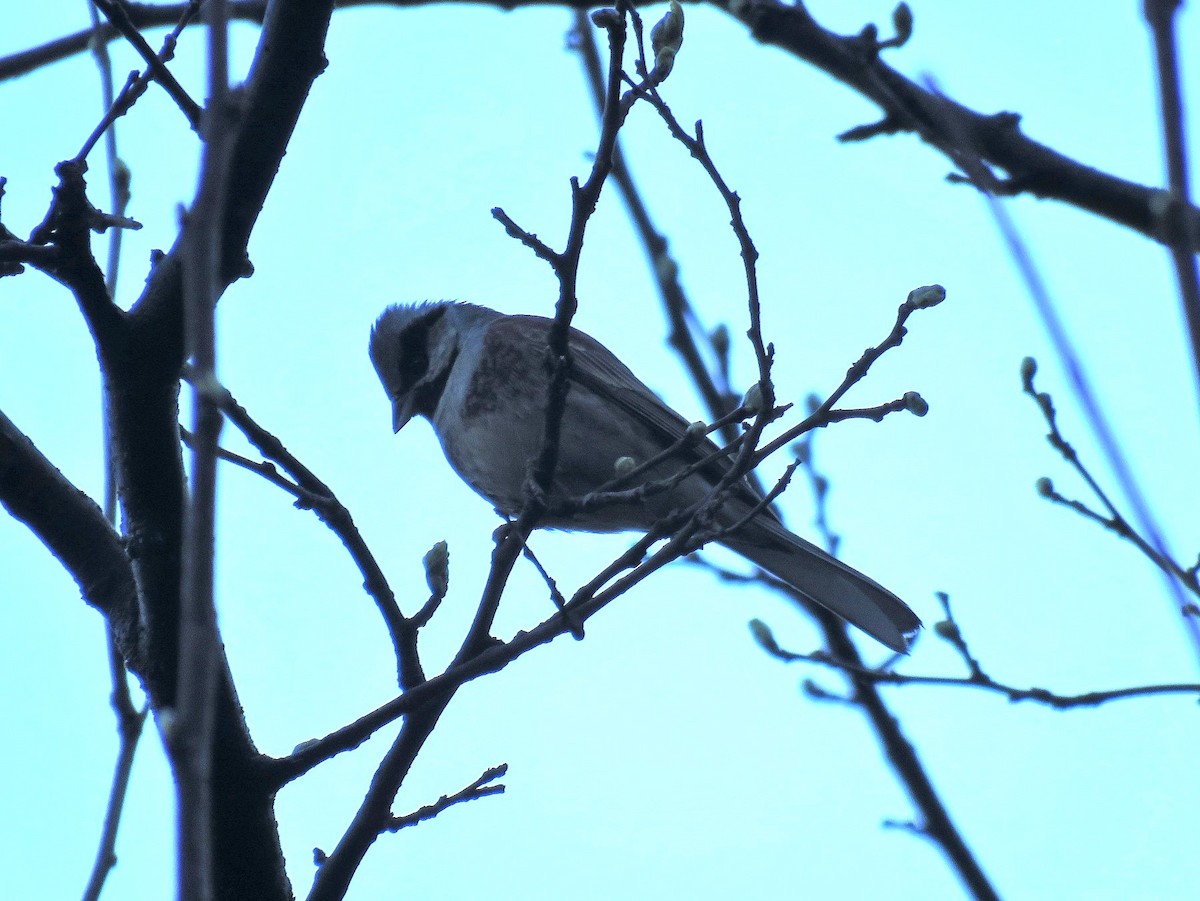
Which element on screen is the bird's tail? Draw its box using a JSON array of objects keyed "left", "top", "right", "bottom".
[{"left": 722, "top": 525, "right": 921, "bottom": 653}]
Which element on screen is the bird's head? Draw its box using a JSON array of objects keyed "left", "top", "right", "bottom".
[{"left": 369, "top": 301, "right": 464, "bottom": 433}]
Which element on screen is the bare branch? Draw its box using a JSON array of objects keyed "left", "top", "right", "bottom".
[
  {"left": 90, "top": 0, "right": 203, "bottom": 128},
  {"left": 464, "top": 2, "right": 648, "bottom": 662},
  {"left": 748, "top": 286, "right": 945, "bottom": 468},
  {"left": 911, "top": 70, "right": 1200, "bottom": 661},
  {"left": 308, "top": 701, "right": 453, "bottom": 901},
  {"left": 0, "top": 407, "right": 138, "bottom": 640},
  {"left": 383, "top": 764, "right": 507, "bottom": 832},
  {"left": 571, "top": 8, "right": 744, "bottom": 451},
  {"left": 5, "top": 160, "right": 136, "bottom": 334},
  {"left": 1023, "top": 360, "right": 1200, "bottom": 602},
  {"left": 78, "top": 2, "right": 200, "bottom": 163},
  {"left": 182, "top": 369, "right": 420, "bottom": 687},
  {"left": 710, "top": 0, "right": 1200, "bottom": 251},
  {"left": 82, "top": 633, "right": 149, "bottom": 901},
  {"left": 6, "top": 1, "right": 1196, "bottom": 253},
  {"left": 751, "top": 616, "right": 1200, "bottom": 710}
]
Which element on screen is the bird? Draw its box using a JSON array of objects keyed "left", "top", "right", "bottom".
[{"left": 369, "top": 301, "right": 921, "bottom": 652}]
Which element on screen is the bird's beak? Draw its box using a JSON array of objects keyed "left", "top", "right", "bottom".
[{"left": 391, "top": 395, "right": 416, "bottom": 433}]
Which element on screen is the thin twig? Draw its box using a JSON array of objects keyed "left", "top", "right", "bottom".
[
  {"left": 81, "top": 631, "right": 148, "bottom": 901},
  {"left": 267, "top": 500, "right": 751, "bottom": 789},
  {"left": 3, "top": 1, "right": 1198, "bottom": 252},
  {"left": 571, "top": 9, "right": 743, "bottom": 443},
  {"left": 180, "top": 371, "right": 418, "bottom": 688},
  {"left": 81, "top": 18, "right": 143, "bottom": 896},
  {"left": 78, "top": 2, "right": 200, "bottom": 162},
  {"left": 309, "top": 702, "right": 452, "bottom": 901},
  {"left": 922, "top": 73, "right": 1200, "bottom": 665},
  {"left": 466, "top": 1, "right": 644, "bottom": 662},
  {"left": 384, "top": 764, "right": 507, "bottom": 832},
  {"left": 615, "top": 177, "right": 986, "bottom": 896},
  {"left": 750, "top": 616, "right": 1200, "bottom": 710},
  {"left": 748, "top": 288, "right": 942, "bottom": 468},
  {"left": 1023, "top": 361, "right": 1200, "bottom": 601},
  {"left": 623, "top": 73, "right": 780, "bottom": 489},
  {"left": 791, "top": 421, "right": 840, "bottom": 557},
  {"left": 90, "top": 0, "right": 203, "bottom": 129},
  {"left": 516, "top": 536, "right": 583, "bottom": 639}
]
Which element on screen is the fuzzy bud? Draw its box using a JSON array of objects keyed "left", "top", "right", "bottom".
[
  {"left": 1020, "top": 356, "right": 1037, "bottom": 383},
  {"left": 1035, "top": 477, "right": 1054, "bottom": 498},
  {"left": 590, "top": 7, "right": 621, "bottom": 29},
  {"left": 892, "top": 3, "right": 914, "bottom": 44},
  {"left": 748, "top": 618, "right": 780, "bottom": 653},
  {"left": 651, "top": 0, "right": 685, "bottom": 78},
  {"left": 907, "top": 284, "right": 946, "bottom": 309},
  {"left": 113, "top": 157, "right": 132, "bottom": 197},
  {"left": 686, "top": 421, "right": 708, "bottom": 441},
  {"left": 933, "top": 619, "right": 960, "bottom": 642},
  {"left": 903, "top": 391, "right": 929, "bottom": 417},
  {"left": 423, "top": 540, "right": 450, "bottom": 600}
]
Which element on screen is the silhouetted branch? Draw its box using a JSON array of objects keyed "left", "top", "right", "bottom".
[
  {"left": 82, "top": 634, "right": 149, "bottom": 901},
  {"left": 181, "top": 370, "right": 421, "bottom": 688},
  {"left": 90, "top": 0, "right": 202, "bottom": 127},
  {"left": 750, "top": 613, "right": 1200, "bottom": 710},
  {"left": 748, "top": 286, "right": 943, "bottom": 468},
  {"left": 7, "top": 1, "right": 1197, "bottom": 253},
  {"left": 709, "top": 0, "right": 1200, "bottom": 251},
  {"left": 384, "top": 764, "right": 507, "bottom": 832},
  {"left": 171, "top": 5, "right": 234, "bottom": 894},
  {"left": 0, "top": 407, "right": 138, "bottom": 638},
  {"left": 1023, "top": 358, "right": 1200, "bottom": 603},
  {"left": 913, "top": 70, "right": 1200, "bottom": 661},
  {"left": 572, "top": 8, "right": 740, "bottom": 439},
  {"left": 472, "top": 0, "right": 653, "bottom": 661},
  {"left": 78, "top": 2, "right": 199, "bottom": 163}
]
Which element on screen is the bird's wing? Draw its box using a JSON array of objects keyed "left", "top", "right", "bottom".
[
  {"left": 503, "top": 315, "right": 774, "bottom": 516},
  {"left": 503, "top": 316, "right": 718, "bottom": 448}
]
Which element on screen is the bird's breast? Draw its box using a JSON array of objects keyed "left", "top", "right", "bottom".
[{"left": 431, "top": 347, "right": 544, "bottom": 514}]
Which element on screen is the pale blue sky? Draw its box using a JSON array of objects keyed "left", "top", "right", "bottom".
[{"left": 2, "top": 3, "right": 1199, "bottom": 899}]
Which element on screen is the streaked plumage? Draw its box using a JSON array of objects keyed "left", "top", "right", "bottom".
[{"left": 370, "top": 301, "right": 921, "bottom": 651}]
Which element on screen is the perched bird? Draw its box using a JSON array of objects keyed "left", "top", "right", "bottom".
[{"left": 370, "top": 301, "right": 921, "bottom": 651}]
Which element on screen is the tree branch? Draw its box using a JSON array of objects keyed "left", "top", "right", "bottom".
[
  {"left": 384, "top": 764, "right": 507, "bottom": 832},
  {"left": 8, "top": 1, "right": 1191, "bottom": 255},
  {"left": 90, "top": 0, "right": 203, "bottom": 128},
  {"left": 182, "top": 374, "right": 419, "bottom": 688},
  {"left": 82, "top": 634, "right": 149, "bottom": 901},
  {"left": 751, "top": 612, "right": 1200, "bottom": 711},
  {"left": 0, "top": 407, "right": 139, "bottom": 652},
  {"left": 709, "top": 0, "right": 1200, "bottom": 252}
]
